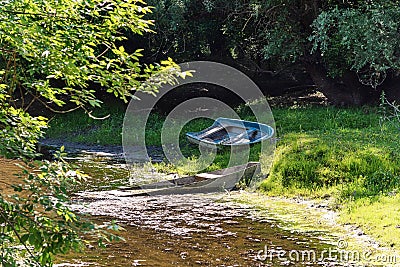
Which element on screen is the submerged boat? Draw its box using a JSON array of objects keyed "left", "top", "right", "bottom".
[
  {"left": 186, "top": 117, "right": 274, "bottom": 147},
  {"left": 122, "top": 162, "right": 261, "bottom": 196}
]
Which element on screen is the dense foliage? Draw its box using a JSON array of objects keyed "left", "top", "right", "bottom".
[
  {"left": 0, "top": 0, "right": 188, "bottom": 265},
  {"left": 0, "top": 0, "right": 188, "bottom": 159},
  {"left": 141, "top": 0, "right": 400, "bottom": 105},
  {"left": 310, "top": 2, "right": 400, "bottom": 86}
]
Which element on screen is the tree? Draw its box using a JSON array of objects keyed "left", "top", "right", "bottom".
[
  {"left": 141, "top": 0, "right": 229, "bottom": 62},
  {"left": 0, "top": 0, "right": 188, "bottom": 265},
  {"left": 141, "top": 0, "right": 400, "bottom": 105},
  {"left": 309, "top": 1, "right": 400, "bottom": 104}
]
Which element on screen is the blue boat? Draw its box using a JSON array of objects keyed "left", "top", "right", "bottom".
[{"left": 186, "top": 117, "right": 274, "bottom": 147}]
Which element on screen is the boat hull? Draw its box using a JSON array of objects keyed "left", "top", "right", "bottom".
[
  {"left": 126, "top": 162, "right": 261, "bottom": 196},
  {"left": 186, "top": 117, "right": 274, "bottom": 147}
]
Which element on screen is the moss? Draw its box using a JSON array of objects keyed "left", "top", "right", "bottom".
[{"left": 339, "top": 195, "right": 400, "bottom": 248}]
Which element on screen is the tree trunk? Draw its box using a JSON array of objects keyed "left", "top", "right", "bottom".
[{"left": 305, "top": 63, "right": 380, "bottom": 106}]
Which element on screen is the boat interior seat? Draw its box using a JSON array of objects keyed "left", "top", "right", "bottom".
[{"left": 223, "top": 127, "right": 258, "bottom": 144}]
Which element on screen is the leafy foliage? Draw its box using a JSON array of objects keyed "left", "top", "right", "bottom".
[
  {"left": 222, "top": 0, "right": 400, "bottom": 82},
  {"left": 222, "top": 0, "right": 306, "bottom": 65},
  {"left": 143, "top": 0, "right": 227, "bottom": 60},
  {"left": 142, "top": 0, "right": 400, "bottom": 95},
  {"left": 0, "top": 153, "right": 122, "bottom": 266},
  {"left": 310, "top": 2, "right": 400, "bottom": 86},
  {"left": 0, "top": 91, "right": 47, "bottom": 158},
  {"left": 0, "top": 0, "right": 187, "bottom": 108},
  {"left": 0, "top": 0, "right": 190, "bottom": 157}
]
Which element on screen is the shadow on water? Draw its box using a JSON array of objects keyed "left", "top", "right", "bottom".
[{"left": 56, "top": 149, "right": 340, "bottom": 267}]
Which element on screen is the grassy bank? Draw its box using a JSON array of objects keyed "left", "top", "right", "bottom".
[
  {"left": 263, "top": 107, "right": 399, "bottom": 199},
  {"left": 263, "top": 106, "right": 400, "bottom": 248},
  {"left": 46, "top": 102, "right": 400, "bottom": 248}
]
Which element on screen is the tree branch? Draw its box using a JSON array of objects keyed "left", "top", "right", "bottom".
[{"left": 0, "top": 208, "right": 40, "bottom": 265}]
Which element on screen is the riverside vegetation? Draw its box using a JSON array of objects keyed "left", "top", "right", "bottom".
[{"left": 46, "top": 96, "right": 400, "bottom": 249}]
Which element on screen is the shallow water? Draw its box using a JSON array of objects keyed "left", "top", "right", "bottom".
[{"left": 57, "top": 149, "right": 340, "bottom": 267}]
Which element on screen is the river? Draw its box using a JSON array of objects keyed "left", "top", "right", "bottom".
[{"left": 51, "top": 144, "right": 343, "bottom": 267}]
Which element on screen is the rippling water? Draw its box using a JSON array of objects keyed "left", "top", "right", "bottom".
[{"left": 55, "top": 148, "right": 340, "bottom": 267}]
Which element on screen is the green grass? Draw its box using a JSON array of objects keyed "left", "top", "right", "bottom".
[
  {"left": 339, "top": 194, "right": 400, "bottom": 248},
  {"left": 46, "top": 104, "right": 126, "bottom": 145},
  {"left": 259, "top": 106, "right": 400, "bottom": 248},
  {"left": 46, "top": 102, "right": 400, "bottom": 248},
  {"left": 261, "top": 107, "right": 399, "bottom": 198}
]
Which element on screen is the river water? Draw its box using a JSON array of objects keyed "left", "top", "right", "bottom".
[{"left": 54, "top": 147, "right": 341, "bottom": 267}]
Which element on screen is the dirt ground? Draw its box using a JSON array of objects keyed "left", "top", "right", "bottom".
[{"left": 0, "top": 157, "right": 26, "bottom": 194}]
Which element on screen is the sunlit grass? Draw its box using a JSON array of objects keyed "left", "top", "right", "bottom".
[
  {"left": 260, "top": 108, "right": 399, "bottom": 200},
  {"left": 256, "top": 106, "right": 400, "bottom": 248},
  {"left": 339, "top": 195, "right": 400, "bottom": 248}
]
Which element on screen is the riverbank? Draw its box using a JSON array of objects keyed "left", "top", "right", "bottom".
[
  {"left": 226, "top": 192, "right": 392, "bottom": 248},
  {"left": 226, "top": 192, "right": 400, "bottom": 266},
  {"left": 44, "top": 98, "right": 400, "bottom": 251},
  {"left": 2, "top": 151, "right": 398, "bottom": 266}
]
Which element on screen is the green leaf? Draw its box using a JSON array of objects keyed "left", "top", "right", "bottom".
[{"left": 21, "top": 234, "right": 30, "bottom": 244}]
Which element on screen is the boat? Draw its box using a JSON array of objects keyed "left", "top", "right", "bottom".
[
  {"left": 122, "top": 162, "right": 261, "bottom": 196},
  {"left": 186, "top": 117, "right": 274, "bottom": 148}
]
